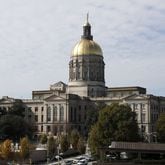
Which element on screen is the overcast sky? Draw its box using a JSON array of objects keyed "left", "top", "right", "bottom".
[{"left": 0, "top": 0, "right": 165, "bottom": 98}]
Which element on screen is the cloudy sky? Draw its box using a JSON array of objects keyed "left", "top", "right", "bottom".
[{"left": 0, "top": 0, "right": 165, "bottom": 98}]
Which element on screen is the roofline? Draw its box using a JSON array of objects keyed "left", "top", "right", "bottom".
[
  {"left": 108, "top": 86, "right": 146, "bottom": 90},
  {"left": 32, "top": 90, "right": 52, "bottom": 94}
]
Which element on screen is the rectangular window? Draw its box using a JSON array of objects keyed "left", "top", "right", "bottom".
[
  {"left": 41, "top": 126, "right": 43, "bottom": 132},
  {"left": 35, "top": 115, "right": 38, "bottom": 122},
  {"left": 135, "top": 104, "right": 138, "bottom": 109},
  {"left": 53, "top": 106, "right": 57, "bottom": 121},
  {"left": 59, "top": 106, "right": 64, "bottom": 121},
  {"left": 74, "top": 108, "right": 77, "bottom": 122},
  {"left": 41, "top": 115, "right": 44, "bottom": 122},
  {"left": 141, "top": 125, "right": 146, "bottom": 132},
  {"left": 47, "top": 106, "right": 51, "bottom": 122},
  {"left": 47, "top": 125, "right": 51, "bottom": 132},
  {"left": 35, "top": 107, "right": 38, "bottom": 112},
  {"left": 142, "top": 113, "right": 146, "bottom": 123},
  {"left": 142, "top": 104, "right": 145, "bottom": 109},
  {"left": 54, "top": 126, "right": 57, "bottom": 135}
]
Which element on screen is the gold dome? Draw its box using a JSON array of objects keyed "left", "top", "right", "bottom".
[{"left": 72, "top": 39, "right": 103, "bottom": 56}]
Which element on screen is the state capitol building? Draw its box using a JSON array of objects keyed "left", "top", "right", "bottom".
[{"left": 0, "top": 17, "right": 165, "bottom": 141}]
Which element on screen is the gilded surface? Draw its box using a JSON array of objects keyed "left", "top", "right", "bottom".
[{"left": 72, "top": 39, "right": 103, "bottom": 56}]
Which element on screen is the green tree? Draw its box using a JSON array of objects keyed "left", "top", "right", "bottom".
[
  {"left": 8, "top": 99, "right": 25, "bottom": 117},
  {"left": 40, "top": 134, "right": 47, "bottom": 144},
  {"left": 85, "top": 102, "right": 106, "bottom": 135},
  {"left": 70, "top": 130, "right": 80, "bottom": 150},
  {"left": 0, "top": 107, "right": 7, "bottom": 117},
  {"left": 20, "top": 137, "right": 30, "bottom": 160},
  {"left": 60, "top": 135, "right": 69, "bottom": 152},
  {"left": 88, "top": 103, "right": 140, "bottom": 154},
  {"left": 47, "top": 136, "right": 57, "bottom": 158},
  {"left": 1, "top": 139, "right": 12, "bottom": 160},
  {"left": 77, "top": 137, "right": 86, "bottom": 154},
  {"left": 0, "top": 115, "right": 32, "bottom": 141},
  {"left": 156, "top": 113, "right": 165, "bottom": 142}
]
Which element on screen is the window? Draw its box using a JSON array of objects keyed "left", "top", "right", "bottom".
[
  {"left": 54, "top": 126, "right": 57, "bottom": 135},
  {"left": 59, "top": 106, "right": 64, "bottom": 121},
  {"left": 47, "top": 106, "right": 51, "bottom": 122},
  {"left": 142, "top": 113, "right": 146, "bottom": 123},
  {"left": 113, "top": 93, "right": 116, "bottom": 97},
  {"left": 53, "top": 106, "right": 58, "bottom": 121},
  {"left": 47, "top": 125, "right": 51, "bottom": 132},
  {"left": 134, "top": 104, "right": 138, "bottom": 110},
  {"left": 41, "top": 107, "right": 44, "bottom": 112},
  {"left": 70, "top": 107, "right": 73, "bottom": 122},
  {"left": 91, "top": 88, "right": 94, "bottom": 97},
  {"left": 41, "top": 126, "right": 43, "bottom": 132},
  {"left": 35, "top": 107, "right": 38, "bottom": 112},
  {"left": 35, "top": 115, "right": 38, "bottom": 122},
  {"left": 142, "top": 104, "right": 145, "bottom": 109},
  {"left": 41, "top": 115, "right": 44, "bottom": 122},
  {"left": 141, "top": 125, "right": 146, "bottom": 132},
  {"left": 74, "top": 107, "right": 77, "bottom": 122}
]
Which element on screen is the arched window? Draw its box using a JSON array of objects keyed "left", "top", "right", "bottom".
[
  {"left": 53, "top": 106, "right": 57, "bottom": 121},
  {"left": 47, "top": 106, "right": 51, "bottom": 122},
  {"left": 59, "top": 106, "right": 64, "bottom": 121}
]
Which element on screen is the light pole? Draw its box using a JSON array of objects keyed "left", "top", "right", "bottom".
[
  {"left": 55, "top": 155, "right": 65, "bottom": 165},
  {"left": 47, "top": 132, "right": 52, "bottom": 164},
  {"left": 56, "top": 144, "right": 61, "bottom": 165}
]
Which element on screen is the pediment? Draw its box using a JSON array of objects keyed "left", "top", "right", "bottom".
[
  {"left": 123, "top": 94, "right": 147, "bottom": 100},
  {"left": 44, "top": 94, "right": 66, "bottom": 101},
  {"left": 0, "top": 97, "right": 15, "bottom": 104}
]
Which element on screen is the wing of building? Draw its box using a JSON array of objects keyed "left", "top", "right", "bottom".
[{"left": 0, "top": 17, "right": 165, "bottom": 142}]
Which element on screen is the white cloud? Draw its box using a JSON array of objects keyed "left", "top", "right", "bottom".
[{"left": 0, "top": 0, "right": 164, "bottom": 98}]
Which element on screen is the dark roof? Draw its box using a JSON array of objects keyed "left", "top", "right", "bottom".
[
  {"left": 108, "top": 86, "right": 146, "bottom": 93},
  {"left": 104, "top": 142, "right": 165, "bottom": 153},
  {"left": 111, "top": 142, "right": 165, "bottom": 152}
]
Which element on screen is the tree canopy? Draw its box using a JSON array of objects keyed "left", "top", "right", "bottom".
[
  {"left": 88, "top": 103, "right": 140, "bottom": 154},
  {"left": 20, "top": 137, "right": 30, "bottom": 160},
  {"left": 0, "top": 107, "right": 7, "bottom": 117},
  {"left": 0, "top": 100, "right": 33, "bottom": 141},
  {"left": 8, "top": 99, "right": 25, "bottom": 117},
  {"left": 60, "top": 134, "right": 69, "bottom": 152},
  {"left": 39, "top": 134, "right": 47, "bottom": 144},
  {"left": 85, "top": 102, "right": 106, "bottom": 135},
  {"left": 0, "top": 139, "right": 12, "bottom": 160},
  {"left": 47, "top": 136, "right": 57, "bottom": 158},
  {"left": 156, "top": 113, "right": 165, "bottom": 143},
  {"left": 70, "top": 129, "right": 80, "bottom": 150},
  {"left": 0, "top": 115, "right": 32, "bottom": 141}
]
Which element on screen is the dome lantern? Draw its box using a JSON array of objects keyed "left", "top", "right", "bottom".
[
  {"left": 72, "top": 14, "right": 103, "bottom": 56},
  {"left": 81, "top": 13, "right": 93, "bottom": 40}
]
